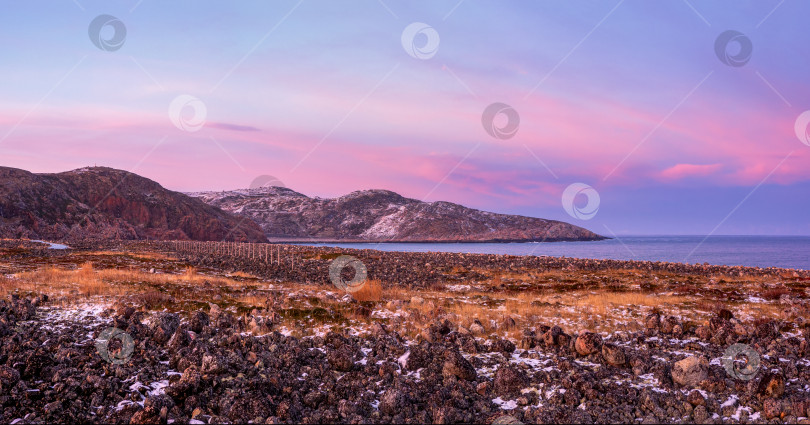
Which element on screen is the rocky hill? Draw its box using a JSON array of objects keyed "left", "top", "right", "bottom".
[
  {"left": 0, "top": 166, "right": 267, "bottom": 242},
  {"left": 189, "top": 187, "right": 604, "bottom": 242}
]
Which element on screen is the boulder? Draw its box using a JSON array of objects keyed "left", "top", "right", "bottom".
[
  {"left": 644, "top": 313, "right": 660, "bottom": 330},
  {"left": 542, "top": 325, "right": 566, "bottom": 346},
  {"left": 469, "top": 321, "right": 486, "bottom": 336},
  {"left": 493, "top": 365, "right": 529, "bottom": 396},
  {"left": 601, "top": 343, "right": 626, "bottom": 366},
  {"left": 150, "top": 312, "right": 180, "bottom": 345},
  {"left": 442, "top": 350, "right": 477, "bottom": 381},
  {"left": 661, "top": 316, "right": 680, "bottom": 334},
  {"left": 575, "top": 332, "right": 602, "bottom": 356},
  {"left": 190, "top": 311, "right": 209, "bottom": 333},
  {"left": 758, "top": 372, "right": 785, "bottom": 399},
  {"left": 672, "top": 356, "right": 708, "bottom": 387},
  {"left": 378, "top": 389, "right": 407, "bottom": 416}
]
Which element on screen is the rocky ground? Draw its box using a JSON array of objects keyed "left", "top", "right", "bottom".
[
  {"left": 0, "top": 241, "right": 809, "bottom": 424},
  {"left": 129, "top": 240, "right": 810, "bottom": 290}
]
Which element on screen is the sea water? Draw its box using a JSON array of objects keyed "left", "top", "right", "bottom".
[{"left": 298, "top": 235, "right": 810, "bottom": 270}]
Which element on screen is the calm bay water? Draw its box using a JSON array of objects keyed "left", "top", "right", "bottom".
[{"left": 298, "top": 236, "right": 810, "bottom": 270}]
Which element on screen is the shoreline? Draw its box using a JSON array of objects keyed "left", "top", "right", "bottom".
[
  {"left": 8, "top": 238, "right": 809, "bottom": 276},
  {"left": 266, "top": 236, "right": 610, "bottom": 244},
  {"left": 287, "top": 237, "right": 810, "bottom": 272},
  {"left": 119, "top": 241, "right": 810, "bottom": 287}
]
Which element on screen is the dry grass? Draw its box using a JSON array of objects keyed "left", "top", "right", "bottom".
[
  {"left": 0, "top": 245, "right": 796, "bottom": 341},
  {"left": 228, "top": 271, "right": 257, "bottom": 279},
  {"left": 77, "top": 262, "right": 106, "bottom": 296},
  {"left": 350, "top": 279, "right": 383, "bottom": 302},
  {"left": 9, "top": 263, "right": 248, "bottom": 301},
  {"left": 234, "top": 294, "right": 272, "bottom": 309},
  {"left": 574, "top": 292, "right": 691, "bottom": 316},
  {"left": 132, "top": 291, "right": 174, "bottom": 309},
  {"left": 82, "top": 250, "right": 174, "bottom": 261}
]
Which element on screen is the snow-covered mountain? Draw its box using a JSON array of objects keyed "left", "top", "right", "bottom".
[{"left": 188, "top": 187, "right": 605, "bottom": 242}]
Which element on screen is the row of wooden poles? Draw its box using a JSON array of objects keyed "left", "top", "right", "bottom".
[{"left": 146, "top": 240, "right": 302, "bottom": 269}]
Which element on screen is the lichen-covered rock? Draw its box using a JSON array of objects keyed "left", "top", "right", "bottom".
[
  {"left": 493, "top": 365, "right": 529, "bottom": 396},
  {"left": 758, "top": 372, "right": 786, "bottom": 399},
  {"left": 601, "top": 343, "right": 626, "bottom": 366},
  {"left": 327, "top": 346, "right": 355, "bottom": 372},
  {"left": 542, "top": 325, "right": 566, "bottom": 346},
  {"left": 575, "top": 332, "right": 602, "bottom": 356},
  {"left": 379, "top": 388, "right": 407, "bottom": 416},
  {"left": 672, "top": 356, "right": 708, "bottom": 387},
  {"left": 442, "top": 349, "right": 476, "bottom": 381},
  {"left": 150, "top": 312, "right": 180, "bottom": 345},
  {"left": 661, "top": 316, "right": 680, "bottom": 334},
  {"left": 490, "top": 337, "right": 516, "bottom": 354},
  {"left": 645, "top": 313, "right": 660, "bottom": 330},
  {"left": 190, "top": 311, "right": 209, "bottom": 333},
  {"left": 0, "top": 365, "right": 20, "bottom": 388}
]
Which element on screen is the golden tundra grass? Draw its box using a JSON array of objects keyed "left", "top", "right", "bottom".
[
  {"left": 0, "top": 248, "right": 794, "bottom": 338},
  {"left": 9, "top": 263, "right": 248, "bottom": 299},
  {"left": 350, "top": 278, "right": 383, "bottom": 302},
  {"left": 81, "top": 250, "right": 175, "bottom": 261}
]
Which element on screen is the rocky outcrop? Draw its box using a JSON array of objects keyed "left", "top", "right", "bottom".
[
  {"left": 189, "top": 187, "right": 604, "bottom": 242},
  {"left": 0, "top": 166, "right": 266, "bottom": 242}
]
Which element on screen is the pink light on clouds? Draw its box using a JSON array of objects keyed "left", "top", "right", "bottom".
[{"left": 660, "top": 163, "right": 723, "bottom": 181}]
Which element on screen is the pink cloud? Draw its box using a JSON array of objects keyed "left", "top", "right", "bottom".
[
  {"left": 660, "top": 163, "right": 723, "bottom": 181},
  {"left": 205, "top": 122, "right": 261, "bottom": 132}
]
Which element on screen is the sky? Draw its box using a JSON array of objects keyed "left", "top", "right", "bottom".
[{"left": 0, "top": 0, "right": 808, "bottom": 236}]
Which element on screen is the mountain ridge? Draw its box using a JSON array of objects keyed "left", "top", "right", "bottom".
[
  {"left": 0, "top": 165, "right": 604, "bottom": 243},
  {"left": 0, "top": 166, "right": 267, "bottom": 242},
  {"left": 189, "top": 186, "right": 605, "bottom": 243}
]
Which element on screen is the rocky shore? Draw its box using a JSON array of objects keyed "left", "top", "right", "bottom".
[
  {"left": 127, "top": 241, "right": 810, "bottom": 289},
  {"left": 1, "top": 293, "right": 809, "bottom": 424},
  {"left": 1, "top": 240, "right": 808, "bottom": 423}
]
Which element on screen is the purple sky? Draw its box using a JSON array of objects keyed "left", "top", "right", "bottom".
[{"left": 1, "top": 0, "right": 808, "bottom": 235}]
